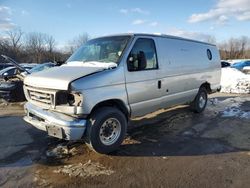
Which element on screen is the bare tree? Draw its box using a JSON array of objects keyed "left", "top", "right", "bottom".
[
  {"left": 0, "top": 29, "right": 70, "bottom": 64},
  {"left": 25, "top": 32, "right": 57, "bottom": 63},
  {"left": 44, "top": 35, "right": 56, "bottom": 61},
  {"left": 45, "top": 35, "right": 56, "bottom": 53},
  {"left": 25, "top": 32, "right": 45, "bottom": 63},
  {"left": 206, "top": 35, "right": 216, "bottom": 44},
  {"left": 0, "top": 37, "right": 9, "bottom": 49},
  {"left": 67, "top": 33, "right": 89, "bottom": 54},
  {"left": 6, "top": 28, "right": 23, "bottom": 50},
  {"left": 4, "top": 28, "right": 24, "bottom": 59},
  {"left": 218, "top": 36, "right": 250, "bottom": 60},
  {"left": 0, "top": 37, "right": 10, "bottom": 57},
  {"left": 239, "top": 36, "right": 249, "bottom": 58}
]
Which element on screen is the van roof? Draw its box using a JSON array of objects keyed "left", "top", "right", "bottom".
[{"left": 97, "top": 33, "right": 216, "bottom": 46}]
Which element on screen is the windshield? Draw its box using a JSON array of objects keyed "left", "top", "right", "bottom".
[{"left": 67, "top": 36, "right": 131, "bottom": 64}]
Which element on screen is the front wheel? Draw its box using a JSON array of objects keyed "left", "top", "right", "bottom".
[
  {"left": 191, "top": 87, "right": 208, "bottom": 113},
  {"left": 85, "top": 107, "right": 127, "bottom": 154}
]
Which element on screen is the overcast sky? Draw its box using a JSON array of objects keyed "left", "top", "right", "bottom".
[{"left": 1, "top": 0, "right": 250, "bottom": 47}]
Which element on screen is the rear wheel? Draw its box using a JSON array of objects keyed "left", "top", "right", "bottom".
[
  {"left": 191, "top": 87, "right": 208, "bottom": 113},
  {"left": 85, "top": 107, "right": 127, "bottom": 154}
]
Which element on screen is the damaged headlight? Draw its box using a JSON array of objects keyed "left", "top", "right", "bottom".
[{"left": 56, "top": 91, "right": 83, "bottom": 106}]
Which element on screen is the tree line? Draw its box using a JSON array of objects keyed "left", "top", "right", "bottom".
[
  {"left": 218, "top": 36, "right": 250, "bottom": 60},
  {"left": 0, "top": 28, "right": 89, "bottom": 64},
  {"left": 0, "top": 28, "right": 250, "bottom": 64}
]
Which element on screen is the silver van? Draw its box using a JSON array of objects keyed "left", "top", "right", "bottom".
[{"left": 23, "top": 33, "right": 221, "bottom": 154}]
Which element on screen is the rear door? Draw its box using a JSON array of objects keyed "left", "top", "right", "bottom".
[{"left": 124, "top": 37, "right": 162, "bottom": 117}]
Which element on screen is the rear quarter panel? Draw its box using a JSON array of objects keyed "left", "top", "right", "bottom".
[{"left": 155, "top": 37, "right": 221, "bottom": 107}]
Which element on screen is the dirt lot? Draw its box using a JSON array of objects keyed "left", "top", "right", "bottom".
[{"left": 0, "top": 93, "right": 250, "bottom": 188}]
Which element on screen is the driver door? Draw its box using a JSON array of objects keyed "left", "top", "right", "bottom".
[{"left": 124, "top": 37, "right": 161, "bottom": 118}]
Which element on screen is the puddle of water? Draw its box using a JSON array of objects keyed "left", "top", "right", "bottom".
[
  {"left": 0, "top": 156, "right": 33, "bottom": 187},
  {"left": 0, "top": 156, "right": 33, "bottom": 168}
]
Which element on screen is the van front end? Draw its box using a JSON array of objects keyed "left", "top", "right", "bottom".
[
  {"left": 24, "top": 102, "right": 86, "bottom": 140},
  {"left": 21, "top": 34, "right": 135, "bottom": 154},
  {"left": 23, "top": 84, "right": 87, "bottom": 140}
]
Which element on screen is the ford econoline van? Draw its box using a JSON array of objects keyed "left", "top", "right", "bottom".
[{"left": 23, "top": 33, "right": 221, "bottom": 154}]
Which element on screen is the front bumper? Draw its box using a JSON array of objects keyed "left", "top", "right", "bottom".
[{"left": 23, "top": 102, "right": 86, "bottom": 140}]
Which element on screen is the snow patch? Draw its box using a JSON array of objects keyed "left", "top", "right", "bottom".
[
  {"left": 222, "top": 106, "right": 250, "bottom": 119},
  {"left": 53, "top": 160, "right": 114, "bottom": 178},
  {"left": 207, "top": 97, "right": 250, "bottom": 119},
  {"left": 220, "top": 68, "right": 250, "bottom": 94},
  {"left": 65, "top": 61, "right": 117, "bottom": 69}
]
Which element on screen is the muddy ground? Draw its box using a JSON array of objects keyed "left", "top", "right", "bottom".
[{"left": 0, "top": 93, "right": 250, "bottom": 188}]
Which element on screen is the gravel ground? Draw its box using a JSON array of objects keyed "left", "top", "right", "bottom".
[{"left": 0, "top": 93, "right": 250, "bottom": 188}]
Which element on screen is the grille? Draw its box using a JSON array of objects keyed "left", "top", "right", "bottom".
[{"left": 25, "top": 86, "right": 56, "bottom": 106}]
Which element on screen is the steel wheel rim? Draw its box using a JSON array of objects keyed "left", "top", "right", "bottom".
[
  {"left": 99, "top": 118, "right": 121, "bottom": 146},
  {"left": 199, "top": 92, "right": 206, "bottom": 109}
]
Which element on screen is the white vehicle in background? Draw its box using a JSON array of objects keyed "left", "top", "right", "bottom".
[{"left": 22, "top": 33, "right": 221, "bottom": 154}]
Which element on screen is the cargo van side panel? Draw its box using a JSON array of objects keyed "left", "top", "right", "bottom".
[{"left": 155, "top": 37, "right": 220, "bottom": 109}]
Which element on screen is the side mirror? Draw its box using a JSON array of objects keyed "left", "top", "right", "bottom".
[
  {"left": 127, "top": 51, "right": 147, "bottom": 71},
  {"left": 137, "top": 51, "right": 147, "bottom": 70},
  {"left": 127, "top": 55, "right": 136, "bottom": 71}
]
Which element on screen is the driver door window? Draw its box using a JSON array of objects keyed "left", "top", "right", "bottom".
[{"left": 127, "top": 38, "right": 158, "bottom": 71}]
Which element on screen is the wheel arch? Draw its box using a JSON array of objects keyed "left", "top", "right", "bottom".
[
  {"left": 89, "top": 99, "right": 130, "bottom": 120},
  {"left": 200, "top": 82, "right": 212, "bottom": 94}
]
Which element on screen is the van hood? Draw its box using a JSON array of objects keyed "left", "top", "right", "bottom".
[{"left": 24, "top": 62, "right": 117, "bottom": 90}]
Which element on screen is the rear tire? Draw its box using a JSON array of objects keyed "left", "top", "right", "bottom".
[
  {"left": 191, "top": 87, "right": 208, "bottom": 113},
  {"left": 85, "top": 107, "right": 127, "bottom": 154}
]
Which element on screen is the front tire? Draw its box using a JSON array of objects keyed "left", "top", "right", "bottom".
[
  {"left": 191, "top": 87, "right": 208, "bottom": 113},
  {"left": 85, "top": 107, "right": 127, "bottom": 154}
]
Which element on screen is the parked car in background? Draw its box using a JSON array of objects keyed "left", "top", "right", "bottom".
[
  {"left": 21, "top": 62, "right": 55, "bottom": 76},
  {"left": 0, "top": 63, "right": 13, "bottom": 71},
  {"left": 242, "top": 66, "right": 250, "bottom": 74},
  {"left": 231, "top": 60, "right": 250, "bottom": 70},
  {"left": 221, "top": 61, "right": 231, "bottom": 68},
  {"left": 0, "top": 55, "right": 57, "bottom": 102},
  {"left": 0, "top": 65, "right": 35, "bottom": 79}
]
